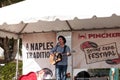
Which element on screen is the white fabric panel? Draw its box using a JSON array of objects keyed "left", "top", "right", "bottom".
[
  {"left": 0, "top": 0, "right": 120, "bottom": 24},
  {"left": 0, "top": 31, "right": 18, "bottom": 39},
  {"left": 22, "top": 20, "right": 70, "bottom": 33}
]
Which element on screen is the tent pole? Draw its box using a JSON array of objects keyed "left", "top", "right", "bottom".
[
  {"left": 15, "top": 36, "right": 20, "bottom": 80},
  {"left": 65, "top": 20, "right": 73, "bottom": 30},
  {"left": 71, "top": 52, "right": 74, "bottom": 80}
]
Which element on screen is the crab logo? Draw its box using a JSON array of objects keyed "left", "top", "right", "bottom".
[{"left": 80, "top": 41, "right": 98, "bottom": 51}]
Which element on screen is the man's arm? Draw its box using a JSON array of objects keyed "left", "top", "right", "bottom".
[{"left": 67, "top": 52, "right": 71, "bottom": 56}]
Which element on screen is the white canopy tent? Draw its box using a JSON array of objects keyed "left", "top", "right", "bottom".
[
  {"left": 0, "top": 0, "right": 120, "bottom": 79},
  {"left": 0, "top": 0, "right": 120, "bottom": 38},
  {"left": 0, "top": 15, "right": 120, "bottom": 39},
  {"left": 1, "top": 0, "right": 120, "bottom": 24},
  {"left": 0, "top": 0, "right": 120, "bottom": 37}
]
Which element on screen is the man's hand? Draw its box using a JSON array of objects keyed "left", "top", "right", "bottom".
[{"left": 67, "top": 52, "right": 71, "bottom": 56}]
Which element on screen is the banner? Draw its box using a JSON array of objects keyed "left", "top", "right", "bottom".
[
  {"left": 22, "top": 32, "right": 56, "bottom": 78},
  {"left": 84, "top": 42, "right": 118, "bottom": 64},
  {"left": 72, "top": 29, "right": 120, "bottom": 69}
]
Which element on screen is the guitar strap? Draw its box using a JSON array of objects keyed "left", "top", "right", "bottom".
[{"left": 63, "top": 45, "right": 66, "bottom": 54}]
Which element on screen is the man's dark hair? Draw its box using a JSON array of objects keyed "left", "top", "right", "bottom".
[
  {"left": 58, "top": 35, "right": 66, "bottom": 44},
  {"left": 74, "top": 71, "right": 90, "bottom": 80}
]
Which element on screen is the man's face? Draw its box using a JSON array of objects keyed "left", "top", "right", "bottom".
[{"left": 58, "top": 37, "right": 64, "bottom": 45}]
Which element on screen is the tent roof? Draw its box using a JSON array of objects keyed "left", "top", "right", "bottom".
[
  {"left": 0, "top": 14, "right": 120, "bottom": 34},
  {"left": 0, "top": 0, "right": 120, "bottom": 38},
  {"left": 0, "top": 0, "right": 120, "bottom": 24}
]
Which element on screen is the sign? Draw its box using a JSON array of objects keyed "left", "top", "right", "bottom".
[
  {"left": 22, "top": 32, "right": 56, "bottom": 78},
  {"left": 84, "top": 42, "right": 118, "bottom": 64},
  {"left": 72, "top": 29, "right": 120, "bottom": 68}
]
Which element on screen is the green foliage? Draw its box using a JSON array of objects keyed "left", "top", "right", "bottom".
[{"left": 0, "top": 61, "right": 22, "bottom": 80}]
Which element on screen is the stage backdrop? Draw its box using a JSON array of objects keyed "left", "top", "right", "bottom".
[
  {"left": 72, "top": 29, "right": 120, "bottom": 69},
  {"left": 22, "top": 32, "right": 56, "bottom": 77}
]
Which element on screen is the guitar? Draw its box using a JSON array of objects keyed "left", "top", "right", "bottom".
[
  {"left": 49, "top": 51, "right": 75, "bottom": 65},
  {"left": 49, "top": 52, "right": 66, "bottom": 65}
]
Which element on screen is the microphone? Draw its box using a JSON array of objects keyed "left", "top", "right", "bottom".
[{"left": 56, "top": 42, "right": 60, "bottom": 46}]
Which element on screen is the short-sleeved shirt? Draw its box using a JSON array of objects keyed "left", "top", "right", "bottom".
[{"left": 50, "top": 45, "right": 70, "bottom": 65}]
